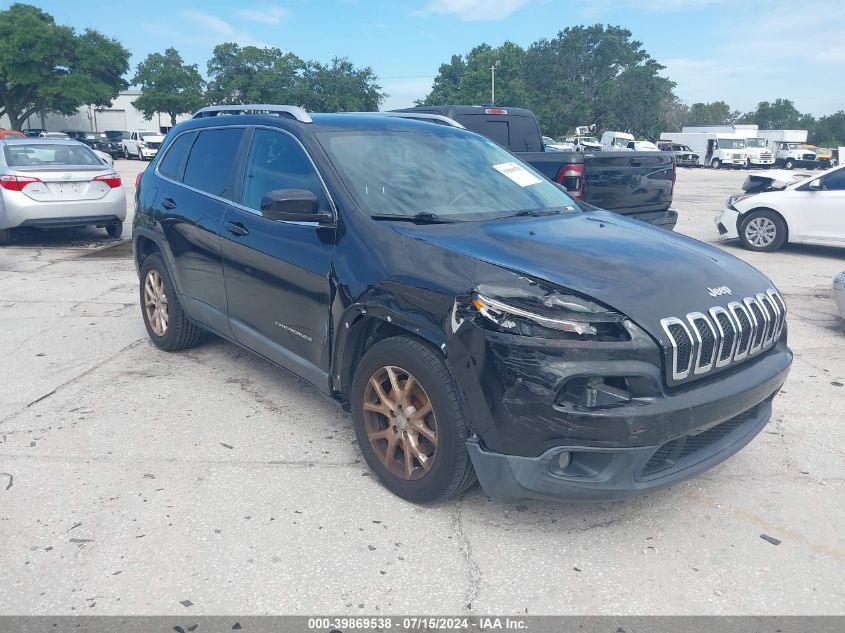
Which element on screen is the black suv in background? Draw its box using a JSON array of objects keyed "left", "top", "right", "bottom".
[{"left": 133, "top": 105, "right": 792, "bottom": 503}]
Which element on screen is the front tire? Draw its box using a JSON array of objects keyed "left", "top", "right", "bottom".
[
  {"left": 139, "top": 253, "right": 202, "bottom": 351},
  {"left": 351, "top": 336, "right": 476, "bottom": 503},
  {"left": 711, "top": 158, "right": 722, "bottom": 169},
  {"left": 739, "top": 210, "right": 787, "bottom": 252},
  {"left": 785, "top": 158, "right": 795, "bottom": 169}
]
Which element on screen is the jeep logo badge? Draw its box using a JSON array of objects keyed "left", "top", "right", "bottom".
[{"left": 707, "top": 286, "right": 732, "bottom": 298}]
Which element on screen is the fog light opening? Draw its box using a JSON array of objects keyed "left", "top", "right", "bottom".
[{"left": 557, "top": 451, "right": 571, "bottom": 470}]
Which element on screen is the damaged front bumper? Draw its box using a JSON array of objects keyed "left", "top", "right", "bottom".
[{"left": 457, "top": 321, "right": 791, "bottom": 502}]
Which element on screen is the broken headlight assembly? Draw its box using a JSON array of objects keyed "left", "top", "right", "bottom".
[{"left": 470, "top": 287, "right": 630, "bottom": 342}]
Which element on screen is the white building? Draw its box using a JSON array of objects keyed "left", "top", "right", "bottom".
[{"left": 1, "top": 90, "right": 191, "bottom": 133}]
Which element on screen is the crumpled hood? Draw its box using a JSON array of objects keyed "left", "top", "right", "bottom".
[{"left": 391, "top": 211, "right": 775, "bottom": 337}]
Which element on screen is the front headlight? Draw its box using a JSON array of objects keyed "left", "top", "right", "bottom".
[{"left": 471, "top": 287, "right": 629, "bottom": 341}]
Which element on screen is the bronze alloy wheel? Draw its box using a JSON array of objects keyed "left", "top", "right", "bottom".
[
  {"left": 144, "top": 269, "right": 169, "bottom": 336},
  {"left": 362, "top": 365, "right": 438, "bottom": 480}
]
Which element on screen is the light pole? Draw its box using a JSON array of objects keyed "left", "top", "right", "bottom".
[{"left": 490, "top": 60, "right": 501, "bottom": 105}]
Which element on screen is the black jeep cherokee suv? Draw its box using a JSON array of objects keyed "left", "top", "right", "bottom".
[{"left": 133, "top": 105, "right": 792, "bottom": 503}]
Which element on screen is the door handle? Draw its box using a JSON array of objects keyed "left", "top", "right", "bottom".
[
  {"left": 161, "top": 197, "right": 177, "bottom": 210},
  {"left": 224, "top": 221, "right": 249, "bottom": 237},
  {"left": 630, "top": 160, "right": 642, "bottom": 167}
]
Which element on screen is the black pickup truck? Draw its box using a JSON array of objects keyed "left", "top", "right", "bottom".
[{"left": 395, "top": 105, "right": 678, "bottom": 230}]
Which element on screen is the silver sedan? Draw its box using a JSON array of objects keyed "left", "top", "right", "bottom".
[{"left": 0, "top": 138, "right": 126, "bottom": 245}]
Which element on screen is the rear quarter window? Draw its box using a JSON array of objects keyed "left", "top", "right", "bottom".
[
  {"left": 182, "top": 128, "right": 244, "bottom": 199},
  {"left": 158, "top": 132, "right": 196, "bottom": 180}
]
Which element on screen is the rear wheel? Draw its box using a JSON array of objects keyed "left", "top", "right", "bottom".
[
  {"left": 739, "top": 210, "right": 787, "bottom": 252},
  {"left": 351, "top": 336, "right": 476, "bottom": 503},
  {"left": 106, "top": 220, "right": 123, "bottom": 238},
  {"left": 139, "top": 253, "right": 202, "bottom": 351}
]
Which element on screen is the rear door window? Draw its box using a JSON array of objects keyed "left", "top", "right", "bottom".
[
  {"left": 158, "top": 132, "right": 196, "bottom": 181},
  {"left": 240, "top": 128, "right": 328, "bottom": 212},
  {"left": 182, "top": 128, "right": 244, "bottom": 199}
]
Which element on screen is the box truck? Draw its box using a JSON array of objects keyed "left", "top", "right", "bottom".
[
  {"left": 682, "top": 125, "right": 774, "bottom": 167},
  {"left": 660, "top": 131, "right": 747, "bottom": 168},
  {"left": 757, "top": 130, "right": 817, "bottom": 169}
]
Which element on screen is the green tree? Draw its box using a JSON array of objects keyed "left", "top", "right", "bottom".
[
  {"left": 741, "top": 98, "right": 815, "bottom": 130},
  {"left": 299, "top": 57, "right": 384, "bottom": 112},
  {"left": 132, "top": 48, "right": 205, "bottom": 129},
  {"left": 809, "top": 111, "right": 845, "bottom": 146},
  {"left": 0, "top": 3, "right": 129, "bottom": 130},
  {"left": 685, "top": 101, "right": 740, "bottom": 126},
  {"left": 206, "top": 43, "right": 305, "bottom": 105},
  {"left": 420, "top": 42, "right": 528, "bottom": 107}
]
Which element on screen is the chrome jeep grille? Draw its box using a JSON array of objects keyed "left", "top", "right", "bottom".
[{"left": 660, "top": 289, "right": 786, "bottom": 382}]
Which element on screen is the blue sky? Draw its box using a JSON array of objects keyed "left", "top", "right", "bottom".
[{"left": 26, "top": 0, "right": 845, "bottom": 115}]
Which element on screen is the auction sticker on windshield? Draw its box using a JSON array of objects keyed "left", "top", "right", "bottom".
[{"left": 492, "top": 162, "right": 543, "bottom": 187}]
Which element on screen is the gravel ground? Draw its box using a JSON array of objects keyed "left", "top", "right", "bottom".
[{"left": 0, "top": 161, "right": 842, "bottom": 615}]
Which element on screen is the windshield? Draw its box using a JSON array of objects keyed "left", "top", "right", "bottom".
[
  {"left": 85, "top": 133, "right": 107, "bottom": 140},
  {"left": 4, "top": 143, "right": 103, "bottom": 167},
  {"left": 579, "top": 137, "right": 599, "bottom": 144},
  {"left": 746, "top": 138, "right": 767, "bottom": 148},
  {"left": 318, "top": 129, "right": 576, "bottom": 221},
  {"left": 719, "top": 138, "right": 745, "bottom": 149},
  {"left": 612, "top": 137, "right": 631, "bottom": 147}
]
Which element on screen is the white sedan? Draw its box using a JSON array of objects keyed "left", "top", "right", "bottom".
[{"left": 716, "top": 165, "right": 845, "bottom": 251}]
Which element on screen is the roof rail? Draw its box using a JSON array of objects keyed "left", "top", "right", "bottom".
[
  {"left": 192, "top": 104, "right": 312, "bottom": 123},
  {"left": 347, "top": 112, "right": 465, "bottom": 129}
]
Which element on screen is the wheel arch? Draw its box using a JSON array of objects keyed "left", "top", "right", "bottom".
[
  {"left": 132, "top": 228, "right": 186, "bottom": 293},
  {"left": 332, "top": 308, "right": 449, "bottom": 403}
]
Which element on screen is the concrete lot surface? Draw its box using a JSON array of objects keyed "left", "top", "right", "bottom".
[{"left": 0, "top": 162, "right": 843, "bottom": 615}]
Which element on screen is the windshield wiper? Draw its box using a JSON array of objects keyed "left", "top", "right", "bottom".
[
  {"left": 370, "top": 212, "right": 455, "bottom": 224},
  {"left": 507, "top": 208, "right": 563, "bottom": 218}
]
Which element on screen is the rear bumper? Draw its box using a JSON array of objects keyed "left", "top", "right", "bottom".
[{"left": 0, "top": 189, "right": 126, "bottom": 229}]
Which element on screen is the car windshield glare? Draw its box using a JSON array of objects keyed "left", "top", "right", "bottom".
[{"left": 318, "top": 129, "right": 576, "bottom": 220}]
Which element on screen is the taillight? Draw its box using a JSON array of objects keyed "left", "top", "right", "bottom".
[
  {"left": 135, "top": 171, "right": 143, "bottom": 189},
  {"left": 556, "top": 164, "right": 585, "bottom": 200},
  {"left": 0, "top": 174, "right": 41, "bottom": 191},
  {"left": 484, "top": 108, "right": 508, "bottom": 115},
  {"left": 94, "top": 173, "right": 121, "bottom": 188},
  {"left": 672, "top": 160, "right": 677, "bottom": 185}
]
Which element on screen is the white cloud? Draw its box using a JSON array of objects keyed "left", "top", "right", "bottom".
[
  {"left": 180, "top": 9, "right": 268, "bottom": 47},
  {"left": 237, "top": 6, "right": 290, "bottom": 25},
  {"left": 422, "top": 0, "right": 533, "bottom": 22}
]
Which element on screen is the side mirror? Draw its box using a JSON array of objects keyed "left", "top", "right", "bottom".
[
  {"left": 808, "top": 179, "right": 822, "bottom": 190},
  {"left": 259, "top": 189, "right": 331, "bottom": 223}
]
